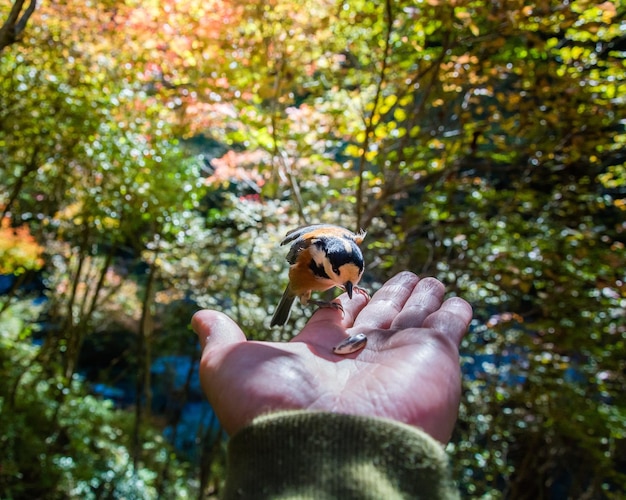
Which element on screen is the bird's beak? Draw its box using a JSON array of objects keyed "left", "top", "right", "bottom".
[{"left": 345, "top": 281, "right": 354, "bottom": 299}]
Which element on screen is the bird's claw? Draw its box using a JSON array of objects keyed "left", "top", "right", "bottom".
[{"left": 310, "top": 300, "right": 344, "bottom": 313}]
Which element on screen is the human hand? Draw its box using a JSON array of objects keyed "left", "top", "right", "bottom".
[{"left": 192, "top": 271, "right": 472, "bottom": 442}]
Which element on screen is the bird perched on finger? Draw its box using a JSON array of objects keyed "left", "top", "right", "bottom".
[{"left": 270, "top": 224, "right": 367, "bottom": 327}]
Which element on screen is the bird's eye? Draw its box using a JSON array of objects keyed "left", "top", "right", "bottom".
[{"left": 332, "top": 267, "right": 340, "bottom": 275}]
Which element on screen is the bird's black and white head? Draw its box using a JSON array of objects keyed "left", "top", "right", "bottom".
[{"left": 309, "top": 235, "right": 365, "bottom": 297}]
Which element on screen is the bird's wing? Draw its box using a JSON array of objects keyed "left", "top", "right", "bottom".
[{"left": 281, "top": 224, "right": 354, "bottom": 264}]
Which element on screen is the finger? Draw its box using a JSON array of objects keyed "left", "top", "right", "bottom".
[
  {"left": 353, "top": 271, "right": 419, "bottom": 330},
  {"left": 390, "top": 277, "right": 445, "bottom": 330},
  {"left": 305, "top": 286, "right": 370, "bottom": 329},
  {"left": 337, "top": 287, "right": 370, "bottom": 328},
  {"left": 297, "top": 286, "right": 369, "bottom": 346},
  {"left": 191, "top": 310, "right": 247, "bottom": 351},
  {"left": 421, "top": 297, "right": 473, "bottom": 346}
]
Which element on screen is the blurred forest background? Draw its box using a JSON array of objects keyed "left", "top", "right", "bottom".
[{"left": 1, "top": 0, "right": 625, "bottom": 498}]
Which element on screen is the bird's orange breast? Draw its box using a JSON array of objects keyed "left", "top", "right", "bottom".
[{"left": 287, "top": 246, "right": 335, "bottom": 297}]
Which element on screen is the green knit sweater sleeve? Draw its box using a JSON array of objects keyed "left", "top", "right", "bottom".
[{"left": 222, "top": 411, "right": 459, "bottom": 499}]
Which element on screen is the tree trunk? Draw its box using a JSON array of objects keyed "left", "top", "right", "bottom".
[{"left": 132, "top": 249, "right": 159, "bottom": 471}]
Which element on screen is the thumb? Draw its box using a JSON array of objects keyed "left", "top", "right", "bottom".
[{"left": 191, "top": 310, "right": 247, "bottom": 351}]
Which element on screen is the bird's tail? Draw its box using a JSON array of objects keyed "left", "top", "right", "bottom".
[{"left": 270, "top": 287, "right": 296, "bottom": 327}]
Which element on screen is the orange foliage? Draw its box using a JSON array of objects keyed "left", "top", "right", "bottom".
[
  {"left": 0, "top": 217, "right": 44, "bottom": 274},
  {"left": 207, "top": 150, "right": 268, "bottom": 189}
]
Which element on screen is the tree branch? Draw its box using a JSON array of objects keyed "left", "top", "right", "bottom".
[
  {"left": 0, "top": 0, "right": 38, "bottom": 52},
  {"left": 356, "top": 0, "right": 393, "bottom": 231}
]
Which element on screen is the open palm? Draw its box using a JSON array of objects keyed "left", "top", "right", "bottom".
[{"left": 192, "top": 272, "right": 472, "bottom": 443}]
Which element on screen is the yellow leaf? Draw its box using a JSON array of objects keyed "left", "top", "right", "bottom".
[
  {"left": 383, "top": 94, "right": 397, "bottom": 108},
  {"left": 365, "top": 150, "right": 377, "bottom": 162},
  {"left": 345, "top": 144, "right": 363, "bottom": 157},
  {"left": 394, "top": 108, "right": 407, "bottom": 121}
]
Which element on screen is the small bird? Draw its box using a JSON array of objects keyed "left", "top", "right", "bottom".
[{"left": 270, "top": 224, "right": 367, "bottom": 327}]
